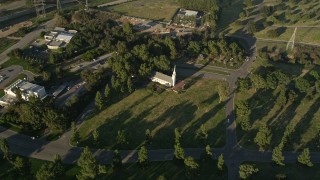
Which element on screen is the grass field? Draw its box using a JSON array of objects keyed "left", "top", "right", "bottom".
[
  {"left": 244, "top": 162, "right": 320, "bottom": 180},
  {"left": 255, "top": 27, "right": 320, "bottom": 45},
  {"left": 0, "top": 38, "right": 18, "bottom": 54},
  {"left": 2, "top": 58, "right": 40, "bottom": 74},
  {"left": 0, "top": 158, "right": 227, "bottom": 179},
  {"left": 236, "top": 57, "right": 320, "bottom": 151},
  {"left": 104, "top": 0, "right": 180, "bottom": 22},
  {"left": 78, "top": 79, "right": 227, "bottom": 150}
]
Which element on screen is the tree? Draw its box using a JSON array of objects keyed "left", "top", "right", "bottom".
[
  {"left": 237, "top": 78, "right": 250, "bottom": 92},
  {"left": 201, "top": 144, "right": 212, "bottom": 161},
  {"left": 0, "top": 138, "right": 11, "bottom": 161},
  {"left": 272, "top": 146, "right": 285, "bottom": 166},
  {"left": 254, "top": 125, "right": 272, "bottom": 150},
  {"left": 95, "top": 91, "right": 104, "bottom": 110},
  {"left": 184, "top": 156, "right": 199, "bottom": 179},
  {"left": 13, "top": 156, "right": 31, "bottom": 176},
  {"left": 217, "top": 84, "right": 228, "bottom": 103},
  {"left": 123, "top": 22, "right": 133, "bottom": 35},
  {"left": 196, "top": 124, "right": 208, "bottom": 142},
  {"left": 104, "top": 84, "right": 111, "bottom": 100},
  {"left": 250, "top": 74, "right": 266, "bottom": 90},
  {"left": 93, "top": 129, "right": 99, "bottom": 145},
  {"left": 112, "top": 150, "right": 122, "bottom": 170},
  {"left": 239, "top": 164, "right": 259, "bottom": 179},
  {"left": 276, "top": 89, "right": 287, "bottom": 107},
  {"left": 174, "top": 142, "right": 185, "bottom": 160},
  {"left": 297, "top": 148, "right": 313, "bottom": 167},
  {"left": 217, "top": 154, "right": 224, "bottom": 171},
  {"left": 174, "top": 128, "right": 181, "bottom": 143},
  {"left": 36, "top": 156, "right": 64, "bottom": 180},
  {"left": 116, "top": 130, "right": 127, "bottom": 145},
  {"left": 77, "top": 147, "right": 105, "bottom": 180},
  {"left": 42, "top": 109, "right": 67, "bottom": 133},
  {"left": 138, "top": 146, "right": 149, "bottom": 166},
  {"left": 71, "top": 122, "right": 80, "bottom": 144},
  {"left": 295, "top": 78, "right": 310, "bottom": 93},
  {"left": 145, "top": 129, "right": 152, "bottom": 144},
  {"left": 309, "top": 70, "right": 319, "bottom": 80},
  {"left": 243, "top": 0, "right": 253, "bottom": 7},
  {"left": 49, "top": 53, "right": 56, "bottom": 64}
]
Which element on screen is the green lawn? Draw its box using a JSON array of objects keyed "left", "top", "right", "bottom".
[
  {"left": 236, "top": 58, "right": 320, "bottom": 151},
  {"left": 244, "top": 162, "right": 320, "bottom": 180},
  {"left": 0, "top": 158, "right": 227, "bottom": 180},
  {"left": 78, "top": 79, "right": 227, "bottom": 150},
  {"left": 103, "top": 0, "right": 180, "bottom": 22},
  {"left": 2, "top": 58, "right": 40, "bottom": 74},
  {"left": 89, "top": 0, "right": 115, "bottom": 6},
  {"left": 0, "top": 38, "right": 18, "bottom": 54}
]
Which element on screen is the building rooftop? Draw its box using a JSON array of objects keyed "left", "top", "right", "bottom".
[
  {"left": 56, "top": 33, "right": 74, "bottom": 43},
  {"left": 47, "top": 40, "right": 63, "bottom": 47},
  {"left": 54, "top": 27, "right": 66, "bottom": 32},
  {"left": 184, "top": 10, "right": 198, "bottom": 16},
  {"left": 153, "top": 72, "right": 173, "bottom": 84}
]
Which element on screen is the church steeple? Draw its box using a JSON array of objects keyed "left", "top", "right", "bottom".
[{"left": 172, "top": 65, "right": 176, "bottom": 87}]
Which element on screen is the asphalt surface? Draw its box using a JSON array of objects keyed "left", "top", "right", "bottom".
[{"left": 0, "top": 19, "right": 56, "bottom": 65}]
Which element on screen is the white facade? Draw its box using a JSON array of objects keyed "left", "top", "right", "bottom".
[
  {"left": 151, "top": 66, "right": 176, "bottom": 87},
  {"left": 3, "top": 79, "right": 47, "bottom": 101},
  {"left": 45, "top": 27, "right": 77, "bottom": 49}
]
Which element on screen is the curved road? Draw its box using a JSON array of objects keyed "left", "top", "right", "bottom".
[{"left": 2, "top": 35, "right": 320, "bottom": 180}]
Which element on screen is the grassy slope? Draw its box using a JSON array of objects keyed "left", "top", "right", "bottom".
[
  {"left": 0, "top": 158, "right": 227, "bottom": 180},
  {"left": 0, "top": 38, "right": 18, "bottom": 54},
  {"left": 236, "top": 57, "right": 320, "bottom": 151},
  {"left": 245, "top": 162, "right": 320, "bottom": 180},
  {"left": 78, "top": 79, "right": 227, "bottom": 150},
  {"left": 2, "top": 58, "right": 40, "bottom": 74},
  {"left": 105, "top": 0, "right": 179, "bottom": 22}
]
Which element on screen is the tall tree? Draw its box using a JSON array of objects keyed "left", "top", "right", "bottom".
[
  {"left": 297, "top": 148, "right": 313, "bottom": 167},
  {"left": 196, "top": 124, "right": 208, "bottom": 143},
  {"left": 174, "top": 128, "right": 182, "bottom": 143},
  {"left": 138, "top": 146, "right": 149, "bottom": 167},
  {"left": 184, "top": 156, "right": 199, "bottom": 179},
  {"left": 145, "top": 129, "right": 152, "bottom": 144},
  {"left": 272, "top": 146, "right": 285, "bottom": 166},
  {"left": 254, "top": 125, "right": 272, "bottom": 150},
  {"left": 12, "top": 156, "right": 31, "bottom": 176},
  {"left": 0, "top": 138, "right": 11, "bottom": 161},
  {"left": 174, "top": 142, "right": 185, "bottom": 160},
  {"left": 104, "top": 84, "right": 111, "bottom": 100},
  {"left": 112, "top": 150, "right": 122, "bottom": 170},
  {"left": 93, "top": 129, "right": 100, "bottom": 145},
  {"left": 239, "top": 164, "right": 259, "bottom": 179},
  {"left": 95, "top": 91, "right": 104, "bottom": 110},
  {"left": 217, "top": 154, "right": 224, "bottom": 171}
]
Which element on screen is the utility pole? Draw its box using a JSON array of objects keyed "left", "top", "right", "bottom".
[
  {"left": 286, "top": 27, "right": 297, "bottom": 51},
  {"left": 34, "top": 0, "right": 46, "bottom": 18}
]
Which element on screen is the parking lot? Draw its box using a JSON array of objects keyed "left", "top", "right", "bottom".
[{"left": 0, "top": 65, "right": 23, "bottom": 89}]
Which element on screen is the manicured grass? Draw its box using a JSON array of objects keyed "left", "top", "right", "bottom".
[
  {"left": 2, "top": 58, "right": 40, "bottom": 74},
  {"left": 0, "top": 158, "right": 227, "bottom": 180},
  {"left": 245, "top": 162, "right": 320, "bottom": 180},
  {"left": 90, "top": 0, "right": 115, "bottom": 6},
  {"left": 255, "top": 27, "right": 320, "bottom": 46},
  {"left": 104, "top": 0, "right": 180, "bottom": 22},
  {"left": 217, "top": 0, "right": 245, "bottom": 32},
  {"left": 0, "top": 38, "right": 18, "bottom": 54},
  {"left": 236, "top": 58, "right": 320, "bottom": 151},
  {"left": 78, "top": 79, "right": 227, "bottom": 150}
]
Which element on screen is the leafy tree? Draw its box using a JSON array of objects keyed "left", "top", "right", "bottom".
[
  {"left": 275, "top": 173, "right": 287, "bottom": 180},
  {"left": 127, "top": 78, "right": 134, "bottom": 93},
  {"left": 254, "top": 125, "right": 272, "bottom": 150},
  {"left": 309, "top": 70, "right": 319, "bottom": 80},
  {"left": 184, "top": 156, "right": 199, "bottom": 179},
  {"left": 217, "top": 154, "right": 224, "bottom": 171},
  {"left": 13, "top": 156, "right": 31, "bottom": 176},
  {"left": 272, "top": 146, "right": 285, "bottom": 166},
  {"left": 287, "top": 90, "right": 297, "bottom": 102},
  {"left": 297, "top": 148, "right": 313, "bottom": 167},
  {"left": 93, "top": 129, "right": 99, "bottom": 145},
  {"left": 104, "top": 84, "right": 111, "bottom": 100},
  {"left": 239, "top": 164, "right": 259, "bottom": 179},
  {"left": 174, "top": 128, "right": 182, "bottom": 143},
  {"left": 112, "top": 150, "right": 122, "bottom": 170},
  {"left": 203, "top": 145, "right": 212, "bottom": 160},
  {"left": 236, "top": 100, "right": 251, "bottom": 131},
  {"left": 49, "top": 53, "right": 56, "bottom": 64},
  {"left": 174, "top": 142, "right": 185, "bottom": 160},
  {"left": 295, "top": 78, "right": 310, "bottom": 93},
  {"left": 95, "top": 91, "right": 104, "bottom": 110},
  {"left": 237, "top": 78, "right": 250, "bottom": 92},
  {"left": 123, "top": 22, "right": 133, "bottom": 35},
  {"left": 116, "top": 130, "right": 127, "bottom": 145},
  {"left": 42, "top": 109, "right": 67, "bottom": 133},
  {"left": 243, "top": 0, "right": 253, "bottom": 7},
  {"left": 0, "top": 138, "right": 11, "bottom": 160},
  {"left": 196, "top": 124, "right": 208, "bottom": 142},
  {"left": 77, "top": 147, "right": 106, "bottom": 180},
  {"left": 217, "top": 84, "right": 228, "bottom": 103},
  {"left": 145, "top": 129, "right": 152, "bottom": 144},
  {"left": 138, "top": 146, "right": 149, "bottom": 167},
  {"left": 36, "top": 156, "right": 64, "bottom": 180},
  {"left": 250, "top": 74, "right": 266, "bottom": 90},
  {"left": 276, "top": 90, "right": 287, "bottom": 107},
  {"left": 71, "top": 122, "right": 80, "bottom": 144}
]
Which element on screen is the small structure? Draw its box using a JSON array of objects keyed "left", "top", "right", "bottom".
[
  {"left": 44, "top": 27, "right": 77, "bottom": 50},
  {"left": 174, "top": 9, "right": 202, "bottom": 28},
  {"left": 151, "top": 66, "right": 176, "bottom": 87},
  {"left": 0, "top": 79, "right": 47, "bottom": 106}
]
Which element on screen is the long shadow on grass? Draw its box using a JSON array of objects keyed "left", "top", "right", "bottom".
[{"left": 291, "top": 96, "right": 320, "bottom": 151}]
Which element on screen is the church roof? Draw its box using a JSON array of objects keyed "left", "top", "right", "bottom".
[{"left": 153, "top": 72, "right": 172, "bottom": 84}]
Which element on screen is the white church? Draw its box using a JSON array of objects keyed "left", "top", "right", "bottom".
[{"left": 151, "top": 66, "right": 176, "bottom": 87}]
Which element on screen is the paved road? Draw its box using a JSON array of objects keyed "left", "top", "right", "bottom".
[{"left": 0, "top": 19, "right": 56, "bottom": 65}]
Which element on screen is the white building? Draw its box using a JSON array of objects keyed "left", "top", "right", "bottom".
[
  {"left": 44, "top": 27, "right": 77, "bottom": 50},
  {"left": 151, "top": 66, "right": 176, "bottom": 87},
  {"left": 0, "top": 79, "right": 47, "bottom": 106}
]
